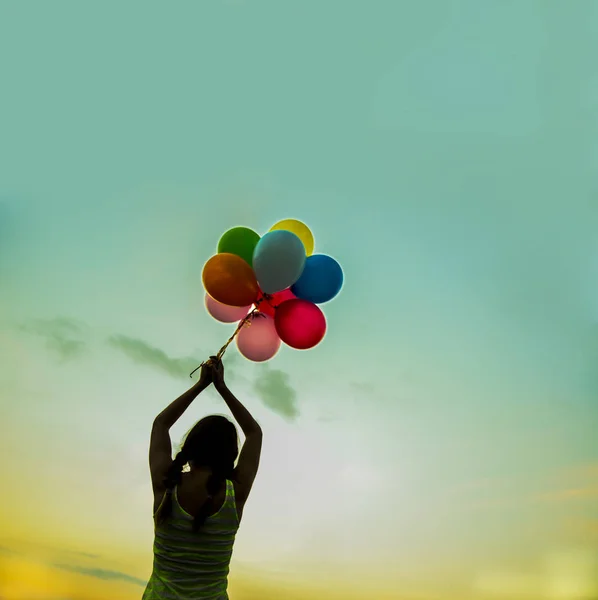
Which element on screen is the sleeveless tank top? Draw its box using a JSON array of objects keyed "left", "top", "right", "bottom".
[{"left": 142, "top": 479, "right": 240, "bottom": 600}]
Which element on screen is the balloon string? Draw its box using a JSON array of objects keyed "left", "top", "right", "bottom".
[{"left": 189, "top": 295, "right": 270, "bottom": 378}]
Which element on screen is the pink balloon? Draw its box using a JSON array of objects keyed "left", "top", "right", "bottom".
[
  {"left": 275, "top": 298, "right": 326, "bottom": 350},
  {"left": 236, "top": 313, "right": 281, "bottom": 362},
  {"left": 205, "top": 293, "right": 251, "bottom": 323}
]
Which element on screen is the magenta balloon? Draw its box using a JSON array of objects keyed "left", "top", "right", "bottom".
[
  {"left": 236, "top": 313, "right": 281, "bottom": 362},
  {"left": 274, "top": 298, "right": 327, "bottom": 350},
  {"left": 205, "top": 293, "right": 251, "bottom": 323}
]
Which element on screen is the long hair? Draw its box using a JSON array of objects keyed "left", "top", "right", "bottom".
[{"left": 155, "top": 415, "right": 239, "bottom": 532}]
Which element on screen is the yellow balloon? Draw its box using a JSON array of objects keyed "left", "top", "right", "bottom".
[{"left": 269, "top": 219, "right": 314, "bottom": 256}]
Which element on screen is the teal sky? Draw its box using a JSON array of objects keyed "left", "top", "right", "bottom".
[{"left": 1, "top": 2, "right": 597, "bottom": 599}]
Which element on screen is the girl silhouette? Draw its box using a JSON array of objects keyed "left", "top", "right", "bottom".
[{"left": 142, "top": 357, "right": 262, "bottom": 599}]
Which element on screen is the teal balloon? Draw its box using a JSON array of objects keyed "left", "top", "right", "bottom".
[
  {"left": 218, "top": 227, "right": 260, "bottom": 267},
  {"left": 291, "top": 254, "right": 343, "bottom": 303},
  {"left": 252, "top": 230, "right": 306, "bottom": 294}
]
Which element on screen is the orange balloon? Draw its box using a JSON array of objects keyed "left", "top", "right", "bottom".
[{"left": 202, "top": 253, "right": 259, "bottom": 307}]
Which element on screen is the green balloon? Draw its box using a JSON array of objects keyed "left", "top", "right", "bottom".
[{"left": 217, "top": 227, "right": 261, "bottom": 267}]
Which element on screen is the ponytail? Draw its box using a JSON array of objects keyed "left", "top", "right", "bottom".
[{"left": 154, "top": 450, "right": 187, "bottom": 527}]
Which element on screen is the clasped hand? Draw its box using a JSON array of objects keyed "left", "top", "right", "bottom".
[{"left": 198, "top": 356, "right": 225, "bottom": 388}]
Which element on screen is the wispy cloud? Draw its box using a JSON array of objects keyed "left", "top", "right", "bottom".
[
  {"left": 218, "top": 350, "right": 244, "bottom": 384},
  {"left": 108, "top": 335, "right": 202, "bottom": 380},
  {"left": 0, "top": 542, "right": 126, "bottom": 592},
  {"left": 253, "top": 364, "right": 299, "bottom": 421},
  {"left": 318, "top": 414, "right": 338, "bottom": 423},
  {"left": 534, "top": 485, "right": 598, "bottom": 503},
  {"left": 563, "top": 517, "right": 598, "bottom": 544},
  {"left": 0, "top": 544, "right": 16, "bottom": 556},
  {"left": 350, "top": 382, "right": 371, "bottom": 395},
  {"left": 52, "top": 563, "right": 146, "bottom": 587},
  {"left": 65, "top": 549, "right": 101, "bottom": 560},
  {"left": 20, "top": 317, "right": 86, "bottom": 360},
  {"left": 452, "top": 462, "right": 598, "bottom": 510},
  {"left": 0, "top": 540, "right": 101, "bottom": 561},
  {"left": 108, "top": 334, "right": 299, "bottom": 420},
  {"left": 533, "top": 462, "right": 598, "bottom": 504}
]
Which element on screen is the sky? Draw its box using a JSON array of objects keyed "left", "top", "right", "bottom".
[{"left": 0, "top": 1, "right": 597, "bottom": 599}]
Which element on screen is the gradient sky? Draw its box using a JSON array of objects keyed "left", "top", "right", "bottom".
[{"left": 1, "top": 2, "right": 597, "bottom": 599}]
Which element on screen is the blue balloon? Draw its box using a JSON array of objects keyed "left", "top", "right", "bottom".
[
  {"left": 291, "top": 254, "right": 343, "bottom": 304},
  {"left": 252, "top": 230, "right": 306, "bottom": 294}
]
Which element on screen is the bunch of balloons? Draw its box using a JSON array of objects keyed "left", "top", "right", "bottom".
[{"left": 201, "top": 219, "right": 344, "bottom": 362}]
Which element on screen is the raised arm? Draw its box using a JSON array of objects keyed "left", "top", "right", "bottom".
[
  {"left": 149, "top": 363, "right": 211, "bottom": 493},
  {"left": 211, "top": 358, "right": 262, "bottom": 505}
]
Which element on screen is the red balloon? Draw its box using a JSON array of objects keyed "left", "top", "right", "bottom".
[
  {"left": 256, "top": 288, "right": 296, "bottom": 318},
  {"left": 274, "top": 298, "right": 326, "bottom": 350}
]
